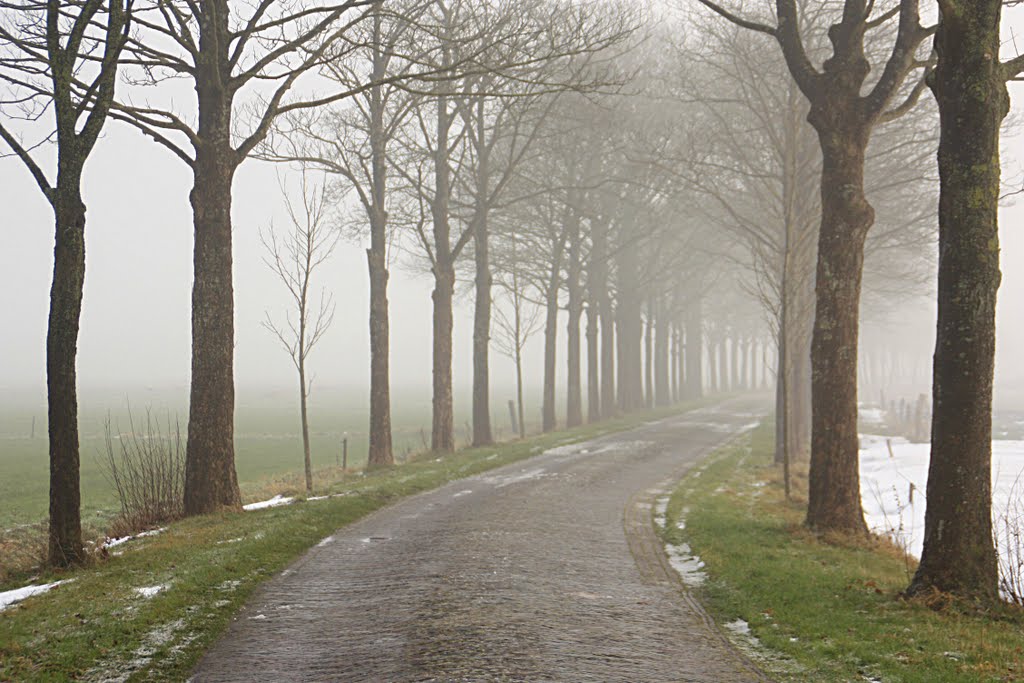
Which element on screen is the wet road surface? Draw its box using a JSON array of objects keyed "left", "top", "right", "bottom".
[{"left": 191, "top": 399, "right": 771, "bottom": 682}]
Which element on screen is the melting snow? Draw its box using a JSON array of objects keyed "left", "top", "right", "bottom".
[
  {"left": 0, "top": 579, "right": 73, "bottom": 612},
  {"left": 316, "top": 536, "right": 335, "bottom": 547},
  {"left": 102, "top": 527, "right": 166, "bottom": 549},
  {"left": 134, "top": 584, "right": 168, "bottom": 599},
  {"left": 243, "top": 495, "right": 295, "bottom": 511}
]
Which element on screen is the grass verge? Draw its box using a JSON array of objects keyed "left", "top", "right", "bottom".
[
  {"left": 663, "top": 423, "right": 1024, "bottom": 683},
  {"left": 0, "top": 401, "right": 700, "bottom": 682}
]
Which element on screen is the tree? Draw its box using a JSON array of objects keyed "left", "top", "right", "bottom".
[
  {"left": 908, "top": 0, "right": 1024, "bottom": 602},
  {"left": 260, "top": 173, "right": 337, "bottom": 493},
  {"left": 696, "top": 0, "right": 934, "bottom": 534},
  {"left": 116, "top": 0, "right": 376, "bottom": 514},
  {"left": 492, "top": 233, "right": 543, "bottom": 439},
  {"left": 260, "top": 0, "right": 432, "bottom": 469},
  {"left": 0, "top": 0, "right": 130, "bottom": 566}
]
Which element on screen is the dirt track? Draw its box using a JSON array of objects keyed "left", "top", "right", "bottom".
[{"left": 191, "top": 399, "right": 771, "bottom": 682}]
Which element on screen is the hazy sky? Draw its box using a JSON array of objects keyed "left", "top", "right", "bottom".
[{"left": 4, "top": 9, "right": 1024, "bottom": 416}]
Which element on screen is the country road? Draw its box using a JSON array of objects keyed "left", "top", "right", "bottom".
[{"left": 191, "top": 399, "right": 771, "bottom": 683}]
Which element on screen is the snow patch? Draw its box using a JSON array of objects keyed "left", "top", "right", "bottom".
[
  {"left": 243, "top": 495, "right": 295, "bottom": 511},
  {"left": 102, "top": 527, "right": 166, "bottom": 549},
  {"left": 316, "top": 536, "right": 335, "bottom": 547},
  {"left": 134, "top": 584, "right": 168, "bottom": 599},
  {"left": 453, "top": 489, "right": 473, "bottom": 498},
  {"left": 0, "top": 579, "right": 73, "bottom": 612}
]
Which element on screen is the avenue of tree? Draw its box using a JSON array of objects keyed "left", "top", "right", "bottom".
[{"left": 0, "top": 0, "right": 1018, "bottom": 604}]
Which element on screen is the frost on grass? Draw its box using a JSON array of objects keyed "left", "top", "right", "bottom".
[
  {"left": 84, "top": 618, "right": 189, "bottom": 683},
  {"left": 0, "top": 579, "right": 73, "bottom": 612},
  {"left": 243, "top": 494, "right": 296, "bottom": 511}
]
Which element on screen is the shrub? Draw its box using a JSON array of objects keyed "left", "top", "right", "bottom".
[{"left": 101, "top": 409, "right": 185, "bottom": 535}]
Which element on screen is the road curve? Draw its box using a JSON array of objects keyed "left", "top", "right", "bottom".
[{"left": 191, "top": 399, "right": 770, "bottom": 683}]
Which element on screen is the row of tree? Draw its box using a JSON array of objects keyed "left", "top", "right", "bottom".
[
  {"left": 695, "top": 0, "right": 1019, "bottom": 602},
  {"left": 2, "top": 0, "right": 1014, "bottom": 607}
]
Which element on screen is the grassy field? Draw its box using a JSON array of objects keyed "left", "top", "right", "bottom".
[
  {"left": 0, "top": 400, "right": 700, "bottom": 682},
  {"left": 665, "top": 424, "right": 1024, "bottom": 682},
  {"left": 0, "top": 384, "right": 519, "bottom": 528}
]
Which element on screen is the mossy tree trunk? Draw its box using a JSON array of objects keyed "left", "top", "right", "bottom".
[{"left": 909, "top": 0, "right": 1007, "bottom": 602}]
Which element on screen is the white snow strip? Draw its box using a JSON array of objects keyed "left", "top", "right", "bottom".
[
  {"left": 243, "top": 495, "right": 295, "bottom": 511},
  {"left": 134, "top": 584, "right": 168, "bottom": 599},
  {"left": 453, "top": 489, "right": 473, "bottom": 498},
  {"left": 316, "top": 536, "right": 334, "bottom": 547},
  {"left": 859, "top": 435, "right": 1024, "bottom": 581},
  {"left": 0, "top": 579, "right": 73, "bottom": 612},
  {"left": 102, "top": 527, "right": 166, "bottom": 549}
]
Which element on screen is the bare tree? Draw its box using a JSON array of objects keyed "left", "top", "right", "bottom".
[
  {"left": 115, "top": 0, "right": 379, "bottom": 514},
  {"left": 695, "top": 0, "right": 935, "bottom": 534},
  {"left": 492, "top": 233, "right": 543, "bottom": 439},
  {"left": 909, "top": 0, "right": 1024, "bottom": 603},
  {"left": 261, "top": 173, "right": 338, "bottom": 493},
  {"left": 0, "top": 0, "right": 130, "bottom": 566},
  {"left": 260, "top": 0, "right": 433, "bottom": 469}
]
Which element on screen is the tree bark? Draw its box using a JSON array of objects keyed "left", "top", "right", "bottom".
[
  {"left": 471, "top": 97, "right": 493, "bottom": 447},
  {"left": 616, "top": 242, "right": 643, "bottom": 412},
  {"left": 565, "top": 209, "right": 583, "bottom": 428},
  {"left": 299, "top": 363, "right": 312, "bottom": 492},
  {"left": 644, "top": 306, "right": 654, "bottom": 409},
  {"left": 909, "top": 1, "right": 1005, "bottom": 601},
  {"left": 431, "top": 264, "right": 456, "bottom": 452},
  {"left": 471, "top": 210, "right": 494, "bottom": 445},
  {"left": 685, "top": 303, "right": 703, "bottom": 399},
  {"left": 592, "top": 219, "right": 616, "bottom": 417},
  {"left": 586, "top": 301, "right": 600, "bottom": 422},
  {"left": 47, "top": 182, "right": 87, "bottom": 566},
  {"left": 184, "top": 141, "right": 242, "bottom": 515},
  {"left": 655, "top": 303, "right": 670, "bottom": 406},
  {"left": 804, "top": 131, "right": 872, "bottom": 535},
  {"left": 542, "top": 266, "right": 560, "bottom": 432}
]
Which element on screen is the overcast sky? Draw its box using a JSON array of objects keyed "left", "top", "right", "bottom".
[{"left": 4, "top": 7, "right": 1024, "bottom": 416}]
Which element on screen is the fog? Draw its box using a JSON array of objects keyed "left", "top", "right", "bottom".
[{"left": 4, "top": 7, "right": 1024, "bottom": 426}]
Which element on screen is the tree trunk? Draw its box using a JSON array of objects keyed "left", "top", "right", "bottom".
[
  {"left": 431, "top": 265, "right": 455, "bottom": 452},
  {"left": 586, "top": 301, "right": 600, "bottom": 422},
  {"left": 542, "top": 269, "right": 559, "bottom": 432},
  {"left": 184, "top": 145, "right": 242, "bottom": 516},
  {"left": 366, "top": 22, "right": 393, "bottom": 469},
  {"left": 299, "top": 363, "right": 312, "bottom": 492},
  {"left": 471, "top": 96, "right": 493, "bottom": 447},
  {"left": 706, "top": 338, "right": 715, "bottom": 393},
  {"left": 670, "top": 323, "right": 679, "bottom": 403},
  {"left": 616, "top": 243, "right": 643, "bottom": 412},
  {"left": 685, "top": 303, "right": 703, "bottom": 399},
  {"left": 565, "top": 209, "right": 583, "bottom": 428},
  {"left": 909, "top": 1, "right": 1005, "bottom": 601},
  {"left": 740, "top": 335, "right": 749, "bottom": 391},
  {"left": 804, "top": 132, "right": 872, "bottom": 535},
  {"left": 515, "top": 336, "right": 526, "bottom": 440},
  {"left": 471, "top": 211, "right": 493, "bottom": 446},
  {"left": 366, "top": 240, "right": 393, "bottom": 467},
  {"left": 644, "top": 307, "right": 654, "bottom": 409},
  {"left": 591, "top": 219, "right": 616, "bottom": 416},
  {"left": 655, "top": 304, "right": 670, "bottom": 407},
  {"left": 47, "top": 183, "right": 86, "bottom": 566},
  {"left": 718, "top": 337, "right": 729, "bottom": 393}
]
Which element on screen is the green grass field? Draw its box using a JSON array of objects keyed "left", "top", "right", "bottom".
[
  {"left": 666, "top": 423, "right": 1024, "bottom": 682},
  {"left": 0, "top": 384, "right": 526, "bottom": 529}
]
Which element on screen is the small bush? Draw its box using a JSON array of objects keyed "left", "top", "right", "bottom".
[{"left": 101, "top": 409, "right": 185, "bottom": 535}]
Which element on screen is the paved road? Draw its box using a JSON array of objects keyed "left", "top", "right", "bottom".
[{"left": 191, "top": 400, "right": 770, "bottom": 683}]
